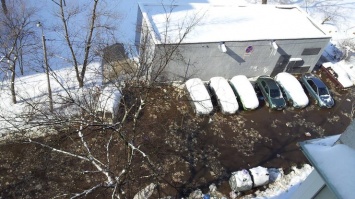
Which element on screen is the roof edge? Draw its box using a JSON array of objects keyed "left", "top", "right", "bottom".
[{"left": 299, "top": 135, "right": 343, "bottom": 199}]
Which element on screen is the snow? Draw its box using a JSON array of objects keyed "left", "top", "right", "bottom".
[
  {"left": 322, "top": 62, "right": 354, "bottom": 88},
  {"left": 140, "top": 3, "right": 329, "bottom": 44},
  {"left": 301, "top": 134, "right": 355, "bottom": 199},
  {"left": 242, "top": 164, "right": 314, "bottom": 199},
  {"left": 229, "top": 169, "right": 253, "bottom": 192},
  {"left": 274, "top": 72, "right": 309, "bottom": 108},
  {"left": 185, "top": 78, "right": 214, "bottom": 115},
  {"left": 209, "top": 77, "right": 239, "bottom": 114},
  {"left": 229, "top": 75, "right": 259, "bottom": 110},
  {"left": 0, "top": 63, "right": 102, "bottom": 137},
  {"left": 97, "top": 86, "right": 122, "bottom": 117},
  {"left": 338, "top": 60, "right": 355, "bottom": 84},
  {"left": 249, "top": 166, "right": 269, "bottom": 187}
]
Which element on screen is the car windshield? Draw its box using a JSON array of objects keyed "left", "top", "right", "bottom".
[
  {"left": 318, "top": 87, "right": 329, "bottom": 96},
  {"left": 270, "top": 89, "right": 280, "bottom": 98}
]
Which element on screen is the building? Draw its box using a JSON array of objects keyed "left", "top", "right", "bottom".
[
  {"left": 135, "top": 3, "right": 331, "bottom": 81},
  {"left": 291, "top": 120, "right": 355, "bottom": 199}
]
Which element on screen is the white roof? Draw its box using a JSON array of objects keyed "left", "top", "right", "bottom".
[
  {"left": 185, "top": 78, "right": 213, "bottom": 115},
  {"left": 139, "top": 3, "right": 329, "bottom": 44},
  {"left": 274, "top": 72, "right": 309, "bottom": 108},
  {"left": 209, "top": 77, "right": 239, "bottom": 114},
  {"left": 230, "top": 75, "right": 259, "bottom": 110},
  {"left": 301, "top": 135, "right": 355, "bottom": 199}
]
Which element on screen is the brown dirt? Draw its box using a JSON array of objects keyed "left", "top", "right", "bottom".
[{"left": 0, "top": 72, "right": 354, "bottom": 198}]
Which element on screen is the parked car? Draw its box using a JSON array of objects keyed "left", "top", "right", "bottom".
[
  {"left": 229, "top": 75, "right": 259, "bottom": 110},
  {"left": 209, "top": 77, "right": 239, "bottom": 114},
  {"left": 256, "top": 76, "right": 286, "bottom": 110},
  {"left": 185, "top": 78, "right": 214, "bottom": 115},
  {"left": 274, "top": 72, "right": 309, "bottom": 108},
  {"left": 300, "top": 73, "right": 335, "bottom": 108}
]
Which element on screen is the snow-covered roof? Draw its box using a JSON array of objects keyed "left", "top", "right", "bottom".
[
  {"left": 323, "top": 62, "right": 354, "bottom": 88},
  {"left": 209, "top": 77, "right": 239, "bottom": 114},
  {"left": 229, "top": 75, "right": 259, "bottom": 110},
  {"left": 300, "top": 123, "right": 355, "bottom": 199},
  {"left": 338, "top": 60, "right": 355, "bottom": 85},
  {"left": 139, "top": 3, "right": 330, "bottom": 44},
  {"left": 185, "top": 78, "right": 213, "bottom": 115},
  {"left": 274, "top": 72, "right": 309, "bottom": 108}
]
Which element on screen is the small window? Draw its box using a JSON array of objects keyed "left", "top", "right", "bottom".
[{"left": 302, "top": 48, "right": 321, "bottom": 55}]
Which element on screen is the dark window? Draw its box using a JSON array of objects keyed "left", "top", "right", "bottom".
[
  {"left": 308, "top": 80, "right": 317, "bottom": 92},
  {"left": 270, "top": 89, "right": 280, "bottom": 98},
  {"left": 261, "top": 81, "right": 266, "bottom": 87},
  {"left": 318, "top": 87, "right": 329, "bottom": 96},
  {"left": 302, "top": 48, "right": 321, "bottom": 55},
  {"left": 265, "top": 86, "right": 269, "bottom": 94}
]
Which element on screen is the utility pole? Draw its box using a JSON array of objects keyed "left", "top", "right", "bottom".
[{"left": 37, "top": 22, "right": 53, "bottom": 112}]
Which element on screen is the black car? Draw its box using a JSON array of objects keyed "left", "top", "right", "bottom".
[{"left": 256, "top": 76, "right": 286, "bottom": 110}]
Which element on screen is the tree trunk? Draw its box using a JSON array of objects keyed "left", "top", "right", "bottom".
[
  {"left": 80, "top": 0, "right": 99, "bottom": 88},
  {"left": 1, "top": 0, "right": 7, "bottom": 15},
  {"left": 262, "top": 0, "right": 267, "bottom": 4},
  {"left": 10, "top": 63, "right": 16, "bottom": 104}
]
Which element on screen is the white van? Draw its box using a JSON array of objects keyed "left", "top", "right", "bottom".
[
  {"left": 229, "top": 75, "right": 259, "bottom": 110},
  {"left": 209, "top": 77, "right": 239, "bottom": 114}
]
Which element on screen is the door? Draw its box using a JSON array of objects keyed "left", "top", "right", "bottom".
[
  {"left": 270, "top": 55, "right": 291, "bottom": 77},
  {"left": 285, "top": 58, "right": 305, "bottom": 73}
]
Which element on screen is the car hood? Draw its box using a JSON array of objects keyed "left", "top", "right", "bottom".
[{"left": 320, "top": 95, "right": 334, "bottom": 107}]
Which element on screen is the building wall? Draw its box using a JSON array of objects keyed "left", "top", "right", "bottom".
[
  {"left": 290, "top": 170, "right": 337, "bottom": 199},
  {"left": 153, "top": 38, "right": 329, "bottom": 82}
]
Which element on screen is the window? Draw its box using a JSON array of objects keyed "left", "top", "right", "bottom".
[
  {"left": 308, "top": 80, "right": 317, "bottom": 92},
  {"left": 265, "top": 85, "right": 269, "bottom": 94},
  {"left": 270, "top": 89, "right": 280, "bottom": 98},
  {"left": 318, "top": 87, "right": 329, "bottom": 96},
  {"left": 302, "top": 48, "right": 321, "bottom": 55},
  {"left": 261, "top": 81, "right": 266, "bottom": 87}
]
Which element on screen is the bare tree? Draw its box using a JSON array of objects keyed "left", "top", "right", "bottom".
[
  {"left": 0, "top": 1, "right": 217, "bottom": 197},
  {"left": 0, "top": 0, "right": 38, "bottom": 104},
  {"left": 0, "top": 4, "right": 207, "bottom": 198},
  {"left": 1, "top": 0, "right": 7, "bottom": 14},
  {"left": 51, "top": 0, "right": 118, "bottom": 88}
]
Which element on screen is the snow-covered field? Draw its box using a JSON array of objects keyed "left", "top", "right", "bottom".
[{"left": 0, "top": 0, "right": 354, "bottom": 198}]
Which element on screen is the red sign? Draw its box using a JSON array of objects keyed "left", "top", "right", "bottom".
[{"left": 245, "top": 46, "right": 253, "bottom": 53}]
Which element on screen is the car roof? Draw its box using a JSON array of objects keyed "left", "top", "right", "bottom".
[
  {"left": 258, "top": 76, "right": 279, "bottom": 89},
  {"left": 306, "top": 75, "right": 327, "bottom": 88}
]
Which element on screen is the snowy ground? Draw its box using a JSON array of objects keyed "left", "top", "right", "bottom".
[{"left": 0, "top": 0, "right": 354, "bottom": 198}]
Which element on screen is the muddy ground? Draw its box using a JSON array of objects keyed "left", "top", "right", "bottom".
[{"left": 0, "top": 71, "right": 354, "bottom": 198}]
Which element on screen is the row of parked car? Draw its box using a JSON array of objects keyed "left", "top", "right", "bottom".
[{"left": 185, "top": 72, "right": 335, "bottom": 115}]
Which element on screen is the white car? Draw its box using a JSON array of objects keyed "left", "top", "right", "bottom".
[
  {"left": 185, "top": 78, "right": 213, "bottom": 115},
  {"left": 209, "top": 77, "right": 239, "bottom": 114},
  {"left": 229, "top": 75, "right": 259, "bottom": 110},
  {"left": 274, "top": 72, "right": 309, "bottom": 108}
]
